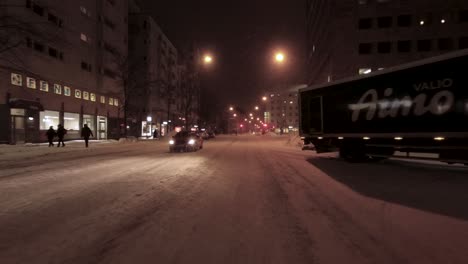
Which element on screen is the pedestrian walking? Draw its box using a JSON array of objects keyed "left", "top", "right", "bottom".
[
  {"left": 153, "top": 129, "right": 159, "bottom": 140},
  {"left": 56, "top": 124, "right": 67, "bottom": 147},
  {"left": 46, "top": 126, "right": 56, "bottom": 147},
  {"left": 81, "top": 124, "right": 94, "bottom": 148}
]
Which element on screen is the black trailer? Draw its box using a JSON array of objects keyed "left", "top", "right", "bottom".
[{"left": 300, "top": 50, "right": 468, "bottom": 164}]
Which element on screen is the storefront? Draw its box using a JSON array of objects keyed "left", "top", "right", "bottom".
[{"left": 7, "top": 99, "right": 43, "bottom": 144}]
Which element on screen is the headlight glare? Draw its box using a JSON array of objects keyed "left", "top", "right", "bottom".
[
  {"left": 188, "top": 139, "right": 195, "bottom": 145},
  {"left": 169, "top": 140, "right": 175, "bottom": 145}
]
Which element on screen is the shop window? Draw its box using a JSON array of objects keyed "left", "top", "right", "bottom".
[
  {"left": 83, "top": 114, "right": 95, "bottom": 131},
  {"left": 377, "top": 16, "right": 392, "bottom": 28},
  {"left": 64, "top": 112, "right": 80, "bottom": 131},
  {"left": 459, "top": 37, "right": 468, "bottom": 49},
  {"left": 40, "top": 80, "right": 49, "bottom": 91},
  {"left": 397, "top": 15, "right": 412, "bottom": 27},
  {"left": 40, "top": 110, "right": 59, "bottom": 130},
  {"left": 54, "top": 84, "right": 62, "bottom": 94},
  {"left": 397, "top": 40, "right": 411, "bottom": 52},
  {"left": 438, "top": 38, "right": 453, "bottom": 50},
  {"left": 417, "top": 39, "right": 432, "bottom": 51},
  {"left": 359, "top": 43, "right": 372, "bottom": 54},
  {"left": 377, "top": 42, "right": 392, "bottom": 53},
  {"left": 358, "top": 18, "right": 372, "bottom": 29}
]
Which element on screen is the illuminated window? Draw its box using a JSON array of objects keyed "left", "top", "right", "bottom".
[
  {"left": 40, "top": 110, "right": 59, "bottom": 130},
  {"left": 114, "top": 98, "right": 118, "bottom": 106},
  {"left": 109, "top": 98, "right": 114, "bottom": 105},
  {"left": 100, "top": 96, "right": 106, "bottom": 104},
  {"left": 90, "top": 93, "right": 96, "bottom": 102},
  {"left": 64, "top": 112, "right": 80, "bottom": 130},
  {"left": 83, "top": 91, "right": 89, "bottom": 100},
  {"left": 54, "top": 84, "right": 62, "bottom": 94}
]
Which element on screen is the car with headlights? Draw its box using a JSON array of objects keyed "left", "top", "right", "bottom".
[{"left": 169, "top": 131, "right": 203, "bottom": 152}]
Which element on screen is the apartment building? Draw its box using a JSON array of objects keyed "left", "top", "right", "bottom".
[
  {"left": 265, "top": 84, "right": 306, "bottom": 133},
  {"left": 0, "top": 0, "right": 128, "bottom": 144},
  {"left": 306, "top": 0, "right": 468, "bottom": 85},
  {"left": 128, "top": 2, "right": 180, "bottom": 137}
]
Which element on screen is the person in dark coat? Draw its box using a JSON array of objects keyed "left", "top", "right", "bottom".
[
  {"left": 81, "top": 124, "right": 94, "bottom": 148},
  {"left": 46, "top": 126, "right": 56, "bottom": 147},
  {"left": 56, "top": 124, "right": 67, "bottom": 147},
  {"left": 153, "top": 129, "right": 159, "bottom": 140}
]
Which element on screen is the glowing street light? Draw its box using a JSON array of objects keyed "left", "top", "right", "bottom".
[
  {"left": 275, "top": 52, "right": 285, "bottom": 63},
  {"left": 233, "top": 113, "right": 237, "bottom": 117},
  {"left": 204, "top": 55, "right": 213, "bottom": 64},
  {"left": 262, "top": 96, "right": 267, "bottom": 101},
  {"left": 255, "top": 106, "right": 259, "bottom": 110},
  {"left": 229, "top": 106, "right": 234, "bottom": 111}
]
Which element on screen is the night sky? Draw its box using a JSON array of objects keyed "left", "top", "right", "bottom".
[{"left": 138, "top": 0, "right": 307, "bottom": 114}]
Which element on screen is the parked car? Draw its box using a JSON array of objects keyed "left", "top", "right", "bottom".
[{"left": 169, "top": 131, "right": 203, "bottom": 152}]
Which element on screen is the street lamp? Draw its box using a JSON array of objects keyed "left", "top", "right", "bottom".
[
  {"left": 233, "top": 113, "right": 237, "bottom": 117},
  {"left": 204, "top": 55, "right": 213, "bottom": 64},
  {"left": 262, "top": 96, "right": 267, "bottom": 101},
  {"left": 255, "top": 106, "right": 259, "bottom": 110},
  {"left": 229, "top": 106, "right": 234, "bottom": 111},
  {"left": 275, "top": 52, "right": 285, "bottom": 63}
]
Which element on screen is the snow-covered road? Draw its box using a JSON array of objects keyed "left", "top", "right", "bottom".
[{"left": 0, "top": 136, "right": 467, "bottom": 264}]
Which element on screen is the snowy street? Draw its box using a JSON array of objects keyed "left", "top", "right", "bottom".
[{"left": 0, "top": 135, "right": 467, "bottom": 264}]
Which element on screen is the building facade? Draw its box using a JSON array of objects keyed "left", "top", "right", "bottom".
[
  {"left": 128, "top": 2, "right": 200, "bottom": 137},
  {"left": 128, "top": 3, "right": 179, "bottom": 137},
  {"left": 306, "top": 0, "right": 468, "bottom": 85},
  {"left": 265, "top": 85, "right": 306, "bottom": 133},
  {"left": 0, "top": 0, "right": 128, "bottom": 144}
]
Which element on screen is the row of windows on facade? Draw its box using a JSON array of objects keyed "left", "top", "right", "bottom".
[
  {"left": 26, "top": 0, "right": 63, "bottom": 27},
  {"left": 26, "top": 0, "right": 118, "bottom": 29},
  {"left": 10, "top": 73, "right": 119, "bottom": 107},
  {"left": 38, "top": 110, "right": 98, "bottom": 131},
  {"left": 358, "top": 11, "right": 468, "bottom": 29},
  {"left": 26, "top": 36, "right": 119, "bottom": 79},
  {"left": 359, "top": 37, "right": 468, "bottom": 54}
]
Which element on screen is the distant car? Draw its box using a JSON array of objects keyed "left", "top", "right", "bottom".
[
  {"left": 201, "top": 131, "right": 210, "bottom": 140},
  {"left": 169, "top": 131, "right": 203, "bottom": 152}
]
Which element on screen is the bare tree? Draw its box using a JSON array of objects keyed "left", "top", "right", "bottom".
[
  {"left": 177, "top": 70, "right": 199, "bottom": 128},
  {"left": 0, "top": 3, "right": 68, "bottom": 70}
]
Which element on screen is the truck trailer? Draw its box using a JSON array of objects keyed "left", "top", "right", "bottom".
[{"left": 300, "top": 50, "right": 468, "bottom": 164}]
